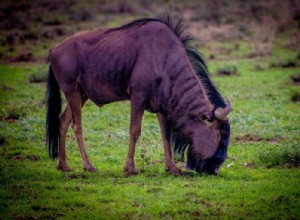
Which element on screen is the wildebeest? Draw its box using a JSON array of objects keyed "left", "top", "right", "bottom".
[{"left": 46, "top": 15, "right": 231, "bottom": 176}]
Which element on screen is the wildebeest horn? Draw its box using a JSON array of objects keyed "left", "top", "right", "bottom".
[{"left": 214, "top": 97, "right": 232, "bottom": 120}]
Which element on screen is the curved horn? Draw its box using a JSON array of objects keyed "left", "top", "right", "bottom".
[{"left": 214, "top": 97, "right": 232, "bottom": 120}]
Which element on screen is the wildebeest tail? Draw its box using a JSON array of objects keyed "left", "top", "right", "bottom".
[{"left": 46, "top": 65, "right": 61, "bottom": 159}]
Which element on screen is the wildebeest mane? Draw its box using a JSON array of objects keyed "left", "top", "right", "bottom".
[
  {"left": 109, "top": 14, "right": 225, "bottom": 109},
  {"left": 187, "top": 48, "right": 226, "bottom": 108},
  {"left": 110, "top": 15, "right": 227, "bottom": 156}
]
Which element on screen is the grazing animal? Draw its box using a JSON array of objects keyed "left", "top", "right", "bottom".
[{"left": 46, "top": 15, "right": 231, "bottom": 176}]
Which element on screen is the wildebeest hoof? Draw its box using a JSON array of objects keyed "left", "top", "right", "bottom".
[
  {"left": 84, "top": 165, "right": 97, "bottom": 172},
  {"left": 166, "top": 166, "right": 181, "bottom": 176},
  {"left": 123, "top": 167, "right": 138, "bottom": 177},
  {"left": 57, "top": 163, "right": 70, "bottom": 172}
]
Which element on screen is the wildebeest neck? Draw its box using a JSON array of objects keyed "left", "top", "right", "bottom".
[
  {"left": 161, "top": 53, "right": 214, "bottom": 156},
  {"left": 163, "top": 55, "right": 213, "bottom": 125}
]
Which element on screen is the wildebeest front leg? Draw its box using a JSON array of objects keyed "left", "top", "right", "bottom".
[
  {"left": 157, "top": 113, "right": 181, "bottom": 176},
  {"left": 67, "top": 93, "right": 96, "bottom": 172},
  {"left": 124, "top": 94, "right": 145, "bottom": 176},
  {"left": 57, "top": 96, "right": 88, "bottom": 172}
]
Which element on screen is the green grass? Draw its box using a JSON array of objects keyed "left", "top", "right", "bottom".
[
  {"left": 1, "top": 1, "right": 299, "bottom": 218},
  {"left": 1, "top": 53, "right": 300, "bottom": 218}
]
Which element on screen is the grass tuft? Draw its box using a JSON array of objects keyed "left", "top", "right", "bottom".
[
  {"left": 257, "top": 143, "right": 300, "bottom": 168},
  {"left": 216, "top": 64, "right": 238, "bottom": 76},
  {"left": 291, "top": 91, "right": 300, "bottom": 103},
  {"left": 0, "top": 134, "right": 6, "bottom": 146},
  {"left": 269, "top": 56, "right": 299, "bottom": 68},
  {"left": 28, "top": 66, "right": 48, "bottom": 83},
  {"left": 290, "top": 73, "right": 300, "bottom": 85}
]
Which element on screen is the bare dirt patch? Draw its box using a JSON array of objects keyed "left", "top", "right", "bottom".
[
  {"left": 26, "top": 155, "right": 39, "bottom": 161},
  {"left": 234, "top": 135, "right": 281, "bottom": 143},
  {"left": 10, "top": 153, "right": 39, "bottom": 162},
  {"left": 10, "top": 53, "right": 34, "bottom": 62},
  {"left": 67, "top": 173, "right": 88, "bottom": 179},
  {"left": 12, "top": 154, "right": 24, "bottom": 161},
  {"left": 0, "top": 113, "right": 20, "bottom": 122}
]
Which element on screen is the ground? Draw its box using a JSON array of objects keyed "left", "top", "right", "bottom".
[{"left": 0, "top": 1, "right": 299, "bottom": 219}]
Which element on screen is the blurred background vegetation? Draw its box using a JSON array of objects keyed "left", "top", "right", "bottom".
[{"left": 0, "top": 0, "right": 299, "bottom": 62}]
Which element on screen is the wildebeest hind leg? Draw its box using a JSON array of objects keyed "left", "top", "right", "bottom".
[
  {"left": 57, "top": 96, "right": 88, "bottom": 172},
  {"left": 157, "top": 113, "right": 181, "bottom": 176},
  {"left": 124, "top": 93, "right": 145, "bottom": 176},
  {"left": 57, "top": 105, "right": 72, "bottom": 171},
  {"left": 67, "top": 93, "right": 96, "bottom": 172}
]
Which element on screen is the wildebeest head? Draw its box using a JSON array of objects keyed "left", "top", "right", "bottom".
[
  {"left": 201, "top": 120, "right": 230, "bottom": 175},
  {"left": 186, "top": 98, "right": 231, "bottom": 175}
]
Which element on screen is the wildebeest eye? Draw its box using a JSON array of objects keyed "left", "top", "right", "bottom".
[
  {"left": 199, "top": 113, "right": 214, "bottom": 122},
  {"left": 199, "top": 113, "right": 208, "bottom": 122},
  {"left": 199, "top": 113, "right": 215, "bottom": 128}
]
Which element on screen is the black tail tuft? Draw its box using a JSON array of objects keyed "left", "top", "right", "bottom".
[{"left": 46, "top": 65, "right": 61, "bottom": 160}]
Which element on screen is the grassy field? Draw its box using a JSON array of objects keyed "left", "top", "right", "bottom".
[
  {"left": 1, "top": 53, "right": 299, "bottom": 219},
  {"left": 1, "top": 1, "right": 300, "bottom": 219}
]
